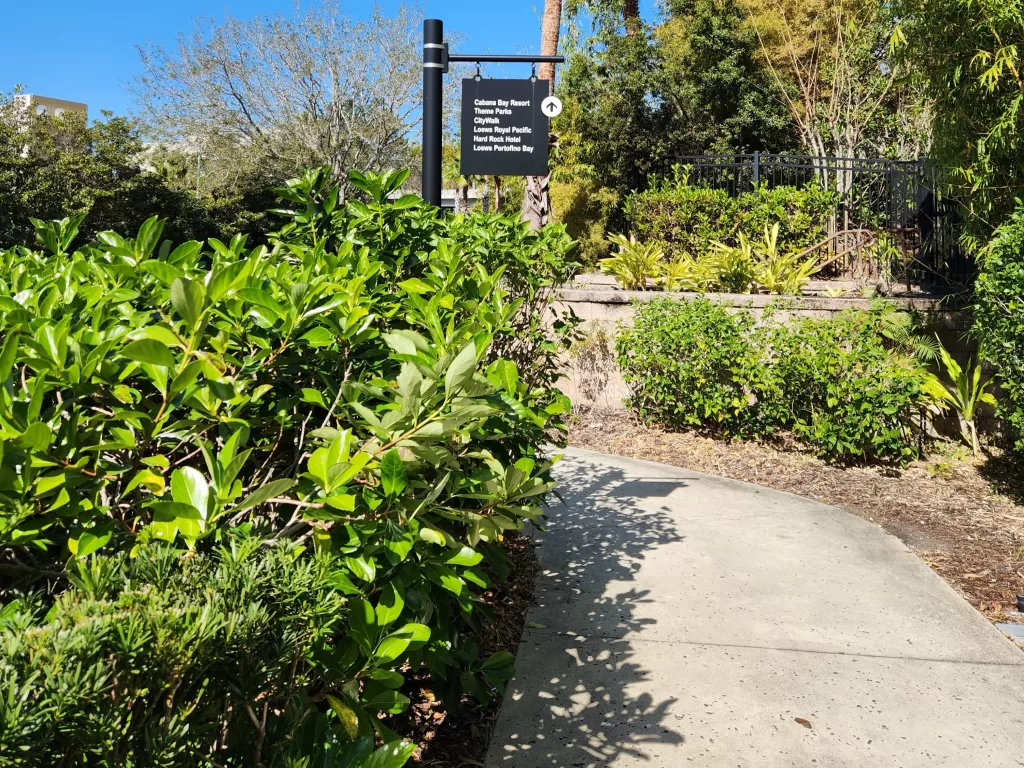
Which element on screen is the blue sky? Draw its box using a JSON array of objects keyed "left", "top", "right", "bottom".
[{"left": 0, "top": 1, "right": 654, "bottom": 119}]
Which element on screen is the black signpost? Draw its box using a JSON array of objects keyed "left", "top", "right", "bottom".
[{"left": 420, "top": 18, "right": 564, "bottom": 207}]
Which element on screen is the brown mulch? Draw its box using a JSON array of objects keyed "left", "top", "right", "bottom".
[
  {"left": 569, "top": 409, "right": 1024, "bottom": 625},
  {"left": 388, "top": 531, "right": 538, "bottom": 767}
]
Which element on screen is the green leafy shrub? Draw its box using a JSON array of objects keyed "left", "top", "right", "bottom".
[
  {"left": 599, "top": 234, "right": 665, "bottom": 290},
  {"left": 920, "top": 338, "right": 997, "bottom": 458},
  {"left": 606, "top": 177, "right": 834, "bottom": 296},
  {"left": 706, "top": 233, "right": 761, "bottom": 293},
  {"left": 0, "top": 167, "right": 576, "bottom": 762},
  {"left": 767, "top": 311, "right": 928, "bottom": 463},
  {"left": 0, "top": 168, "right": 568, "bottom": 555},
  {"left": 974, "top": 205, "right": 1024, "bottom": 451},
  {"left": 0, "top": 535, "right": 422, "bottom": 767},
  {"left": 750, "top": 223, "right": 821, "bottom": 294},
  {"left": 550, "top": 178, "right": 619, "bottom": 267},
  {"left": 656, "top": 253, "right": 716, "bottom": 292},
  {"left": 441, "top": 210, "right": 581, "bottom": 396},
  {"left": 623, "top": 176, "right": 837, "bottom": 261},
  {"left": 614, "top": 298, "right": 774, "bottom": 435},
  {"left": 615, "top": 298, "right": 930, "bottom": 463}
]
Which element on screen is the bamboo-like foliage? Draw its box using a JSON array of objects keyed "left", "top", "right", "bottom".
[
  {"left": 895, "top": 0, "right": 1024, "bottom": 241},
  {"left": 740, "top": 0, "right": 926, "bottom": 170}
]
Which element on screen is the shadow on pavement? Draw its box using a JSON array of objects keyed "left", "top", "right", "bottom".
[{"left": 487, "top": 453, "right": 687, "bottom": 767}]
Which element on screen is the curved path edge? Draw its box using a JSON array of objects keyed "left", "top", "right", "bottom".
[{"left": 485, "top": 447, "right": 1024, "bottom": 768}]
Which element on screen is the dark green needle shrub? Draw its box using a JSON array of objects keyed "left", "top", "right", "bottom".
[{"left": 0, "top": 536, "right": 415, "bottom": 767}]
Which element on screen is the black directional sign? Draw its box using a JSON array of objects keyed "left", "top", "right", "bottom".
[{"left": 460, "top": 78, "right": 550, "bottom": 176}]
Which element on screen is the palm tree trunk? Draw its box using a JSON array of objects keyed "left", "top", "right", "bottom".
[
  {"left": 537, "top": 0, "right": 561, "bottom": 84},
  {"left": 522, "top": 0, "right": 561, "bottom": 230}
]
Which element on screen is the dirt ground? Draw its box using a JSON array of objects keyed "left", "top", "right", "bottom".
[
  {"left": 568, "top": 409, "right": 1024, "bottom": 626},
  {"left": 397, "top": 531, "right": 538, "bottom": 767}
]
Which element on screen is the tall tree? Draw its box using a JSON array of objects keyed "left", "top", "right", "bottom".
[
  {"left": 566, "top": 0, "right": 641, "bottom": 35},
  {"left": 554, "top": 0, "right": 796, "bottom": 200},
  {"left": 624, "top": 0, "right": 642, "bottom": 36},
  {"left": 557, "top": 30, "right": 664, "bottom": 196},
  {"left": 132, "top": 2, "right": 443, "bottom": 202},
  {"left": 522, "top": 0, "right": 563, "bottom": 229},
  {"left": 740, "top": 0, "right": 922, "bottom": 184},
  {"left": 658, "top": 0, "right": 797, "bottom": 153}
]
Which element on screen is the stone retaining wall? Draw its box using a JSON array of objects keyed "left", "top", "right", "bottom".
[{"left": 551, "top": 281, "right": 972, "bottom": 413}]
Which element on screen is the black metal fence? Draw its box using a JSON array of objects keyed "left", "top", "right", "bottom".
[{"left": 670, "top": 153, "right": 971, "bottom": 292}]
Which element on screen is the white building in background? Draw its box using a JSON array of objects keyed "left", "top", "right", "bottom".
[
  {"left": 441, "top": 187, "right": 486, "bottom": 211},
  {"left": 6, "top": 95, "right": 89, "bottom": 157},
  {"left": 13, "top": 94, "right": 88, "bottom": 119}
]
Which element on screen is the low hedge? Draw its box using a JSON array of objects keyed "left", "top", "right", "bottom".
[
  {"left": 615, "top": 298, "right": 930, "bottom": 463},
  {"left": 623, "top": 179, "right": 838, "bottom": 260}
]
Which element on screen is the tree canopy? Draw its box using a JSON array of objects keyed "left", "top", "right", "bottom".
[
  {"left": 131, "top": 1, "right": 445, "bottom": 201},
  {"left": 0, "top": 100, "right": 205, "bottom": 247}
]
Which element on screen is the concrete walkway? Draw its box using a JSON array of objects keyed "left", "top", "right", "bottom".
[{"left": 485, "top": 448, "right": 1024, "bottom": 768}]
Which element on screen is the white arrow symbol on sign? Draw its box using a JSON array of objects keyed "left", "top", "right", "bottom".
[{"left": 541, "top": 95, "right": 563, "bottom": 118}]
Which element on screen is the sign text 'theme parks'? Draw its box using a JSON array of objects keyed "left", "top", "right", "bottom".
[{"left": 460, "top": 79, "right": 550, "bottom": 176}]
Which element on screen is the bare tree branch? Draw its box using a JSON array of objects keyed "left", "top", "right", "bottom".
[{"left": 130, "top": 2, "right": 458, "bottom": 198}]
